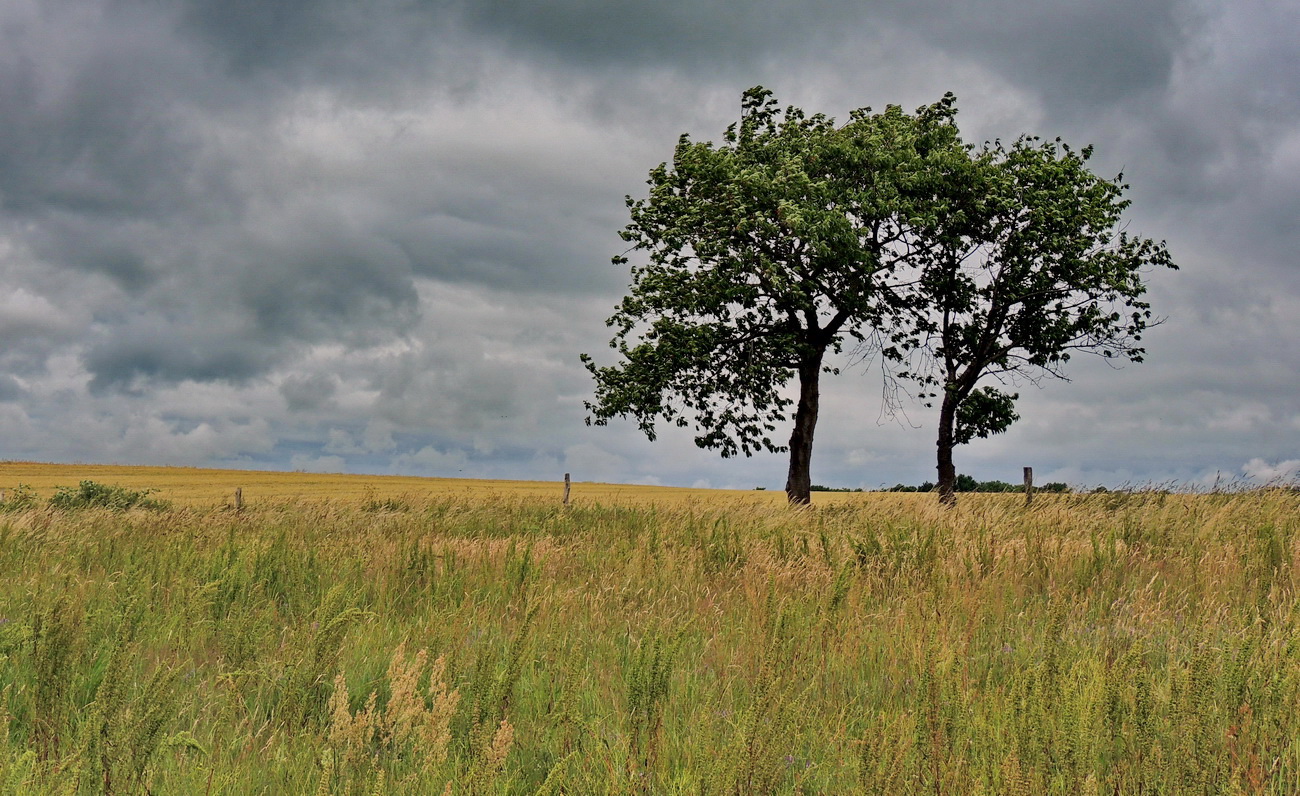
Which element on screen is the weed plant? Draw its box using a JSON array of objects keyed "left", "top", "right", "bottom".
[
  {"left": 0, "top": 489, "right": 1297, "bottom": 793},
  {"left": 47, "top": 481, "right": 169, "bottom": 512},
  {"left": 0, "top": 485, "right": 39, "bottom": 513}
]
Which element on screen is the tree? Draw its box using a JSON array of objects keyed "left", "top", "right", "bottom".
[
  {"left": 582, "top": 88, "right": 964, "bottom": 504},
  {"left": 910, "top": 135, "right": 1176, "bottom": 506}
]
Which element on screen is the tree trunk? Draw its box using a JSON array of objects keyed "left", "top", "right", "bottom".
[
  {"left": 785, "top": 356, "right": 822, "bottom": 506},
  {"left": 936, "top": 391, "right": 958, "bottom": 507}
]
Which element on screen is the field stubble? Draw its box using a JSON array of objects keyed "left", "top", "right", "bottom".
[{"left": 0, "top": 466, "right": 1297, "bottom": 793}]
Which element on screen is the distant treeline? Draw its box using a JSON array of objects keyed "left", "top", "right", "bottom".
[
  {"left": 885, "top": 474, "right": 1070, "bottom": 494},
  {"left": 801, "top": 476, "right": 1072, "bottom": 494}
]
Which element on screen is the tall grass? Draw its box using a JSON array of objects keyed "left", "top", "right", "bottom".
[{"left": 0, "top": 489, "right": 1297, "bottom": 793}]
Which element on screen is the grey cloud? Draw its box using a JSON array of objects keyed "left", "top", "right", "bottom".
[
  {"left": 1, "top": 381, "right": 279, "bottom": 466},
  {"left": 83, "top": 315, "right": 279, "bottom": 394},
  {"left": 2, "top": 0, "right": 433, "bottom": 352},
  {"left": 0, "top": 4, "right": 227, "bottom": 221},
  {"left": 0, "top": 374, "right": 24, "bottom": 401},
  {"left": 238, "top": 237, "right": 421, "bottom": 342},
  {"left": 24, "top": 216, "right": 167, "bottom": 291},
  {"left": 170, "top": 0, "right": 842, "bottom": 83},
  {"left": 451, "top": 0, "right": 828, "bottom": 72},
  {"left": 0, "top": 287, "right": 81, "bottom": 342},
  {"left": 176, "top": 0, "right": 350, "bottom": 75},
  {"left": 172, "top": 0, "right": 455, "bottom": 86},
  {"left": 443, "top": 0, "right": 1188, "bottom": 114},
  {"left": 1068, "top": 3, "right": 1300, "bottom": 279},
  {"left": 913, "top": 0, "right": 1188, "bottom": 110},
  {"left": 280, "top": 373, "right": 338, "bottom": 412},
  {"left": 1, "top": 0, "right": 642, "bottom": 399}
]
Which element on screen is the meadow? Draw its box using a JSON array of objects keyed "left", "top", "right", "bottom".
[{"left": 1, "top": 463, "right": 1298, "bottom": 794}]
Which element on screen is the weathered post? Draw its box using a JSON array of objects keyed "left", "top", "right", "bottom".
[
  {"left": 235, "top": 487, "right": 243, "bottom": 512},
  {"left": 1023, "top": 467, "right": 1033, "bottom": 506},
  {"left": 563, "top": 473, "right": 571, "bottom": 507}
]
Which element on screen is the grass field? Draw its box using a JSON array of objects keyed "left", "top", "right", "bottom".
[{"left": 1, "top": 464, "right": 1298, "bottom": 793}]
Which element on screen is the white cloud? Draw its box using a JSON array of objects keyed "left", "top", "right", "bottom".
[
  {"left": 1241, "top": 458, "right": 1300, "bottom": 484},
  {"left": 0, "top": 287, "right": 80, "bottom": 339}
]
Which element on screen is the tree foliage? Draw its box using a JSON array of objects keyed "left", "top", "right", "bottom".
[
  {"left": 584, "top": 87, "right": 1175, "bottom": 506},
  {"left": 583, "top": 88, "right": 963, "bottom": 504},
  {"left": 910, "top": 136, "right": 1175, "bottom": 504}
]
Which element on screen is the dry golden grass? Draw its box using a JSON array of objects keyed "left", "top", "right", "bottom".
[{"left": 0, "top": 460, "right": 878, "bottom": 507}]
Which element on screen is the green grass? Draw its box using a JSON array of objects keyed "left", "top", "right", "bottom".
[{"left": 0, "top": 490, "right": 1298, "bottom": 793}]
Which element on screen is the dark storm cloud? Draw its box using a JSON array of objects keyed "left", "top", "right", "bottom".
[
  {"left": 83, "top": 318, "right": 278, "bottom": 394},
  {"left": 169, "top": 0, "right": 852, "bottom": 81},
  {"left": 451, "top": 0, "right": 827, "bottom": 72},
  {"left": 445, "top": 0, "right": 1188, "bottom": 108},
  {"left": 23, "top": 216, "right": 170, "bottom": 291},
  {"left": 908, "top": 0, "right": 1187, "bottom": 109},
  {"left": 280, "top": 373, "right": 338, "bottom": 413},
  {"left": 237, "top": 231, "right": 421, "bottom": 341},
  {"left": 167, "top": 0, "right": 487, "bottom": 106},
  {"left": 0, "top": 0, "right": 439, "bottom": 389},
  {"left": 176, "top": 0, "right": 355, "bottom": 74},
  {"left": 0, "top": 14, "right": 194, "bottom": 218}
]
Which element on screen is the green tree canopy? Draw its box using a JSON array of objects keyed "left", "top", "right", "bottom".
[
  {"left": 911, "top": 136, "right": 1175, "bottom": 505},
  {"left": 582, "top": 87, "right": 964, "bottom": 504},
  {"left": 584, "top": 88, "right": 1175, "bottom": 507}
]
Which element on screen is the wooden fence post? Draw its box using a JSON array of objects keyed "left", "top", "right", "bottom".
[
  {"left": 563, "top": 473, "right": 571, "bottom": 507},
  {"left": 235, "top": 487, "right": 243, "bottom": 512},
  {"left": 1023, "top": 467, "right": 1033, "bottom": 506}
]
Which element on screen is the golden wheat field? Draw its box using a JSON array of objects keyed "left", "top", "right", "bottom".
[{"left": 0, "top": 460, "right": 853, "bottom": 508}]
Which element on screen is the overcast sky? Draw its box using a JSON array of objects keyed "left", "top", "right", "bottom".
[{"left": 0, "top": 0, "right": 1296, "bottom": 490}]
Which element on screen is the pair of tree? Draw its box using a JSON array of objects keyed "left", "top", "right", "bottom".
[{"left": 582, "top": 88, "right": 1174, "bottom": 505}]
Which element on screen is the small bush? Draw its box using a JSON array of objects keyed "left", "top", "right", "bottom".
[
  {"left": 48, "top": 480, "right": 169, "bottom": 512},
  {"left": 0, "top": 483, "right": 40, "bottom": 512}
]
